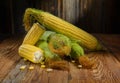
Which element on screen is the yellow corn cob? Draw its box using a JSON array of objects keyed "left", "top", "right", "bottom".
[
  {"left": 23, "top": 8, "right": 102, "bottom": 50},
  {"left": 22, "top": 23, "right": 45, "bottom": 45},
  {"left": 18, "top": 44, "right": 44, "bottom": 63}
]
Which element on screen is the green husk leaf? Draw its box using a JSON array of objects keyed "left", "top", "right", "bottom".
[
  {"left": 36, "top": 40, "right": 61, "bottom": 62},
  {"left": 70, "top": 42, "right": 84, "bottom": 59},
  {"left": 40, "top": 31, "right": 56, "bottom": 41}
]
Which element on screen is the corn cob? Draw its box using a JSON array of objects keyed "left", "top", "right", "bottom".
[
  {"left": 22, "top": 23, "right": 45, "bottom": 45},
  {"left": 18, "top": 44, "right": 44, "bottom": 63},
  {"left": 23, "top": 8, "right": 102, "bottom": 50}
]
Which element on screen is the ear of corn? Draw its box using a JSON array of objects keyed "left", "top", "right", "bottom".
[
  {"left": 23, "top": 8, "right": 102, "bottom": 50},
  {"left": 18, "top": 44, "right": 44, "bottom": 63},
  {"left": 22, "top": 23, "right": 45, "bottom": 45}
]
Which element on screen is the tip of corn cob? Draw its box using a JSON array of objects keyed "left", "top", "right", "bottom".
[{"left": 18, "top": 44, "right": 44, "bottom": 63}]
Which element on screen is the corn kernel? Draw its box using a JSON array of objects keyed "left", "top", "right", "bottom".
[
  {"left": 46, "top": 68, "right": 53, "bottom": 72},
  {"left": 78, "top": 65, "right": 82, "bottom": 68},
  {"left": 20, "top": 65, "right": 26, "bottom": 70},
  {"left": 71, "top": 60, "right": 75, "bottom": 63},
  {"left": 40, "top": 65, "right": 46, "bottom": 68},
  {"left": 29, "top": 66, "right": 34, "bottom": 70}
]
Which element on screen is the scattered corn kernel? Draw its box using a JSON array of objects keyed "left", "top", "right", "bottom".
[
  {"left": 46, "top": 68, "right": 53, "bottom": 72},
  {"left": 40, "top": 62, "right": 45, "bottom": 65},
  {"left": 71, "top": 60, "right": 75, "bottom": 63},
  {"left": 29, "top": 66, "right": 34, "bottom": 70},
  {"left": 41, "top": 65, "right": 46, "bottom": 68},
  {"left": 78, "top": 65, "right": 82, "bottom": 68},
  {"left": 20, "top": 65, "right": 26, "bottom": 70}
]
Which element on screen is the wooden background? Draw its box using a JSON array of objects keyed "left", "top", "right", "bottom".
[{"left": 0, "top": 0, "right": 120, "bottom": 37}]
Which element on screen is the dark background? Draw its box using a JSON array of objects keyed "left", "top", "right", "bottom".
[{"left": 0, "top": 0, "right": 120, "bottom": 39}]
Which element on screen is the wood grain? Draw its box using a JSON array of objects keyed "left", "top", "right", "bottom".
[
  {"left": 0, "top": 34, "right": 120, "bottom": 83},
  {"left": 0, "top": 36, "right": 23, "bottom": 82}
]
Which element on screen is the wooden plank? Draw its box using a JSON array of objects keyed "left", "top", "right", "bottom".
[
  {"left": 95, "top": 34, "right": 120, "bottom": 61},
  {"left": 2, "top": 59, "right": 30, "bottom": 83},
  {"left": 3, "top": 61, "right": 69, "bottom": 83},
  {"left": 0, "top": 36, "right": 23, "bottom": 82},
  {"left": 57, "top": 0, "right": 62, "bottom": 17},
  {"left": 69, "top": 51, "right": 120, "bottom": 83},
  {"left": 35, "top": 0, "right": 58, "bottom": 16}
]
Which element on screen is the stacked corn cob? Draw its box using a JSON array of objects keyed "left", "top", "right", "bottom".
[
  {"left": 18, "top": 8, "right": 103, "bottom": 69},
  {"left": 23, "top": 8, "right": 102, "bottom": 51},
  {"left": 19, "top": 23, "right": 45, "bottom": 63}
]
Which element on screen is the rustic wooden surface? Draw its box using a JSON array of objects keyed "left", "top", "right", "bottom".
[{"left": 0, "top": 34, "right": 120, "bottom": 83}]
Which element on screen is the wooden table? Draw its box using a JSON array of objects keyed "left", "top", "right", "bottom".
[{"left": 0, "top": 34, "right": 120, "bottom": 83}]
